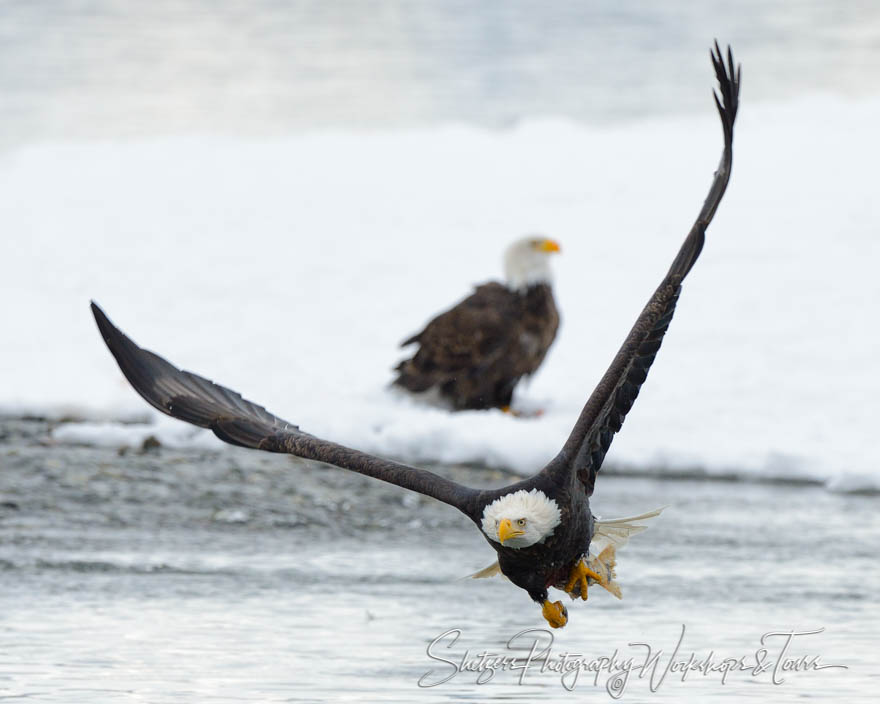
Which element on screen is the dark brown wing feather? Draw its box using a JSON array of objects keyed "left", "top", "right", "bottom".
[
  {"left": 394, "top": 282, "right": 558, "bottom": 410},
  {"left": 397, "top": 283, "right": 517, "bottom": 382},
  {"left": 544, "top": 43, "right": 740, "bottom": 495},
  {"left": 91, "top": 302, "right": 480, "bottom": 512}
]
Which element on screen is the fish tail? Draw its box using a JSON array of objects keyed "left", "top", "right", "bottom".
[{"left": 591, "top": 544, "right": 623, "bottom": 599}]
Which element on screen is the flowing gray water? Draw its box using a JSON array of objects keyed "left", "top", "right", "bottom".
[
  {"left": 0, "top": 419, "right": 877, "bottom": 701},
  {"left": 2, "top": 0, "right": 880, "bottom": 147}
]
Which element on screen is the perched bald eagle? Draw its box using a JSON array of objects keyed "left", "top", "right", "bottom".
[
  {"left": 90, "top": 45, "right": 739, "bottom": 629},
  {"left": 393, "top": 236, "right": 560, "bottom": 412}
]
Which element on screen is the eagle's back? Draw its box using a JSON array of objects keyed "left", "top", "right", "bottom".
[{"left": 394, "top": 282, "right": 559, "bottom": 410}]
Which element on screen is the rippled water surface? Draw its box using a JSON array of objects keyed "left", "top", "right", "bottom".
[
  {"left": 2, "top": 0, "right": 880, "bottom": 146},
  {"left": 1, "top": 420, "right": 877, "bottom": 701}
]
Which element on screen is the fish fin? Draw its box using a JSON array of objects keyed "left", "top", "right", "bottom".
[
  {"left": 591, "top": 544, "right": 623, "bottom": 599},
  {"left": 592, "top": 506, "right": 666, "bottom": 552}
]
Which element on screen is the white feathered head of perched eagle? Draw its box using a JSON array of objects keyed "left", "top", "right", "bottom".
[
  {"left": 503, "top": 236, "right": 561, "bottom": 291},
  {"left": 481, "top": 489, "right": 562, "bottom": 548}
]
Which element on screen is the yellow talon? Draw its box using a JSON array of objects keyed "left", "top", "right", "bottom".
[
  {"left": 500, "top": 405, "right": 544, "bottom": 418},
  {"left": 564, "top": 559, "right": 605, "bottom": 601},
  {"left": 541, "top": 599, "right": 568, "bottom": 629}
]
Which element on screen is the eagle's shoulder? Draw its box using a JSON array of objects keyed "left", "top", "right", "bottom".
[{"left": 468, "top": 280, "right": 517, "bottom": 305}]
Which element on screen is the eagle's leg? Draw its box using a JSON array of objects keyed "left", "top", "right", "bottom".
[
  {"left": 564, "top": 558, "right": 606, "bottom": 601},
  {"left": 541, "top": 599, "right": 568, "bottom": 629}
]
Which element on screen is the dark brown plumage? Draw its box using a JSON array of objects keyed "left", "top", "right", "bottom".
[
  {"left": 393, "top": 278, "right": 559, "bottom": 410},
  {"left": 90, "top": 44, "right": 739, "bottom": 629}
]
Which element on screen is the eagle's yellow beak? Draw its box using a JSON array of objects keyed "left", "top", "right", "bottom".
[
  {"left": 498, "top": 518, "right": 525, "bottom": 544},
  {"left": 538, "top": 239, "right": 561, "bottom": 253}
]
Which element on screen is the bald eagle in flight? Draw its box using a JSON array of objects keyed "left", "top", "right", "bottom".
[
  {"left": 393, "top": 236, "right": 560, "bottom": 412},
  {"left": 90, "top": 45, "right": 739, "bottom": 629}
]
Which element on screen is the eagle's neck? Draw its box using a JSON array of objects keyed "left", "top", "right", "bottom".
[{"left": 504, "top": 258, "right": 553, "bottom": 292}]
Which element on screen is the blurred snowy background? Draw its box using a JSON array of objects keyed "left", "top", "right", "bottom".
[{"left": 2, "top": 0, "right": 879, "bottom": 491}]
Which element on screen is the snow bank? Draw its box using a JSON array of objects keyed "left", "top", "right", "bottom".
[{"left": 2, "top": 96, "right": 878, "bottom": 493}]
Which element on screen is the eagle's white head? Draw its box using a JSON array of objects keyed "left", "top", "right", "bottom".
[
  {"left": 503, "top": 236, "right": 561, "bottom": 291},
  {"left": 481, "top": 489, "right": 562, "bottom": 549}
]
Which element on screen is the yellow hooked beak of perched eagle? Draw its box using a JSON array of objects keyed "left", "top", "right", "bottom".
[
  {"left": 534, "top": 238, "right": 561, "bottom": 253},
  {"left": 498, "top": 518, "right": 526, "bottom": 544}
]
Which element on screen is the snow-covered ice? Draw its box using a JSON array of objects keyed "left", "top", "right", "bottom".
[{"left": 2, "top": 95, "right": 878, "bottom": 492}]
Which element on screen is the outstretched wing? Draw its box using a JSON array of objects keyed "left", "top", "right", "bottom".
[
  {"left": 544, "top": 43, "right": 740, "bottom": 495},
  {"left": 91, "top": 302, "right": 480, "bottom": 512}
]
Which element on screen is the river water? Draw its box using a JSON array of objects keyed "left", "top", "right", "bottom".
[
  {"left": 3, "top": 0, "right": 880, "bottom": 147},
  {"left": 0, "top": 419, "right": 876, "bottom": 701}
]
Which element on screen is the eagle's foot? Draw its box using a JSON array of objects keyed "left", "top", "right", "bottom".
[
  {"left": 565, "top": 546, "right": 623, "bottom": 600},
  {"left": 541, "top": 599, "right": 568, "bottom": 629},
  {"left": 564, "top": 558, "right": 606, "bottom": 601},
  {"left": 500, "top": 406, "right": 545, "bottom": 419}
]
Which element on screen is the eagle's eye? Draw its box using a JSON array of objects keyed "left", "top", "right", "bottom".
[{"left": 516, "top": 518, "right": 527, "bottom": 527}]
